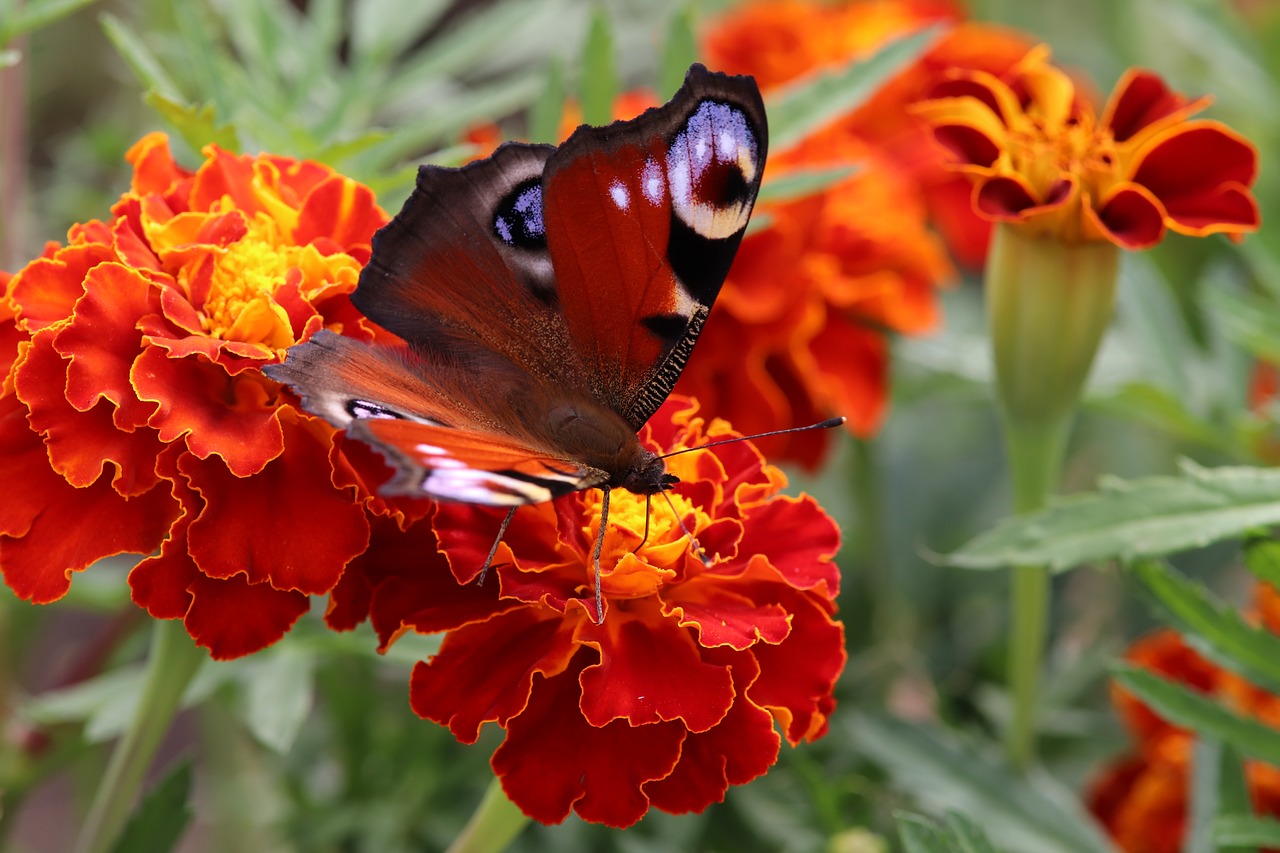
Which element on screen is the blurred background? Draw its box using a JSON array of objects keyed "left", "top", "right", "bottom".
[{"left": 2, "top": 0, "right": 1278, "bottom": 850}]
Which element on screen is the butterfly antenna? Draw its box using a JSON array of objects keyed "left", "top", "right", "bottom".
[
  {"left": 659, "top": 489, "right": 711, "bottom": 566},
  {"left": 658, "top": 416, "right": 846, "bottom": 460},
  {"left": 589, "top": 488, "right": 610, "bottom": 625},
  {"left": 476, "top": 506, "right": 518, "bottom": 587}
]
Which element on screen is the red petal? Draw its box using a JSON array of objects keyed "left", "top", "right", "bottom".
[
  {"left": 53, "top": 262, "right": 161, "bottom": 429},
  {"left": 932, "top": 124, "right": 1001, "bottom": 168},
  {"left": 294, "top": 175, "right": 384, "bottom": 251},
  {"left": 749, "top": 590, "right": 846, "bottom": 744},
  {"left": 133, "top": 347, "right": 284, "bottom": 476},
  {"left": 1103, "top": 70, "right": 1206, "bottom": 143},
  {"left": 130, "top": 447, "right": 202, "bottom": 619},
  {"left": 644, "top": 650, "right": 779, "bottom": 814},
  {"left": 1090, "top": 184, "right": 1167, "bottom": 250},
  {"left": 1131, "top": 123, "right": 1259, "bottom": 233},
  {"left": 736, "top": 495, "right": 840, "bottom": 596},
  {"left": 8, "top": 243, "right": 116, "bottom": 331},
  {"left": 410, "top": 609, "right": 576, "bottom": 743},
  {"left": 182, "top": 411, "right": 369, "bottom": 594},
  {"left": 665, "top": 586, "right": 791, "bottom": 649},
  {"left": 491, "top": 655, "right": 684, "bottom": 827},
  {"left": 579, "top": 617, "right": 734, "bottom": 732},
  {"left": 15, "top": 330, "right": 164, "bottom": 495},
  {"left": 183, "top": 571, "right": 309, "bottom": 659},
  {"left": 0, "top": 399, "right": 178, "bottom": 602},
  {"left": 975, "top": 174, "right": 1038, "bottom": 217},
  {"left": 808, "top": 313, "right": 888, "bottom": 438}
]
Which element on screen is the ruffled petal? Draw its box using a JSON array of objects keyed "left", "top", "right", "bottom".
[
  {"left": 1087, "top": 183, "right": 1168, "bottom": 250},
  {"left": 1131, "top": 121, "right": 1260, "bottom": 236}
]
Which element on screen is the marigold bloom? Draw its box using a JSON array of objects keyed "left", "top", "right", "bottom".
[
  {"left": 690, "top": 0, "right": 1030, "bottom": 463},
  {"left": 914, "top": 45, "right": 1261, "bottom": 249},
  {"left": 1089, "top": 591, "right": 1280, "bottom": 852},
  {"left": 0, "top": 133, "right": 419, "bottom": 659},
  {"left": 332, "top": 397, "right": 845, "bottom": 827}
]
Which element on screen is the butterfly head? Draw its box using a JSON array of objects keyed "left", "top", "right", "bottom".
[{"left": 613, "top": 448, "right": 680, "bottom": 496}]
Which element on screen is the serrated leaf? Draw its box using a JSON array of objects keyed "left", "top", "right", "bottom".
[
  {"left": 1133, "top": 559, "right": 1280, "bottom": 694},
  {"left": 529, "top": 58, "right": 566, "bottom": 144},
  {"left": 766, "top": 25, "right": 941, "bottom": 151},
  {"left": 1215, "top": 815, "right": 1280, "bottom": 847},
  {"left": 897, "top": 812, "right": 959, "bottom": 853},
  {"left": 143, "top": 91, "right": 240, "bottom": 153},
  {"left": 1112, "top": 665, "right": 1280, "bottom": 766},
  {"left": 1245, "top": 536, "right": 1280, "bottom": 587},
  {"left": 847, "top": 713, "right": 1112, "bottom": 853},
  {"left": 757, "top": 165, "right": 860, "bottom": 204},
  {"left": 949, "top": 461, "right": 1280, "bottom": 571},
  {"left": 100, "top": 12, "right": 184, "bottom": 102},
  {"left": 659, "top": 6, "right": 697, "bottom": 99},
  {"left": 109, "top": 760, "right": 193, "bottom": 853},
  {"left": 239, "top": 649, "right": 314, "bottom": 753},
  {"left": 580, "top": 5, "right": 617, "bottom": 126},
  {"left": 0, "top": 0, "right": 96, "bottom": 42}
]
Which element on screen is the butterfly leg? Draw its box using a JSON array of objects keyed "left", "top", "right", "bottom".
[
  {"left": 659, "top": 489, "right": 711, "bottom": 566},
  {"left": 476, "top": 506, "right": 518, "bottom": 586},
  {"left": 631, "top": 494, "right": 653, "bottom": 554},
  {"left": 590, "top": 488, "right": 610, "bottom": 625}
]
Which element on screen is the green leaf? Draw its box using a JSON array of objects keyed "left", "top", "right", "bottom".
[
  {"left": 1112, "top": 665, "right": 1280, "bottom": 766},
  {"left": 943, "top": 811, "right": 1001, "bottom": 853},
  {"left": 1202, "top": 286, "right": 1280, "bottom": 364},
  {"left": 579, "top": 5, "right": 617, "bottom": 126},
  {"left": 1188, "top": 739, "right": 1252, "bottom": 853},
  {"left": 1245, "top": 535, "right": 1280, "bottom": 587},
  {"left": 350, "top": 0, "right": 450, "bottom": 64},
  {"left": 0, "top": 0, "right": 96, "bottom": 43},
  {"left": 659, "top": 5, "right": 697, "bottom": 99},
  {"left": 100, "top": 12, "right": 185, "bottom": 102},
  {"left": 1215, "top": 815, "right": 1280, "bottom": 848},
  {"left": 949, "top": 460, "right": 1280, "bottom": 571},
  {"left": 529, "top": 58, "right": 567, "bottom": 144},
  {"left": 1132, "top": 559, "right": 1280, "bottom": 694},
  {"left": 143, "top": 91, "right": 240, "bottom": 153},
  {"left": 847, "top": 712, "right": 1112, "bottom": 853},
  {"left": 756, "top": 165, "right": 860, "bottom": 204},
  {"left": 897, "top": 812, "right": 960, "bottom": 853},
  {"left": 109, "top": 760, "right": 194, "bottom": 853},
  {"left": 238, "top": 648, "right": 314, "bottom": 753},
  {"left": 766, "top": 25, "right": 940, "bottom": 151},
  {"left": 1090, "top": 383, "right": 1231, "bottom": 456}
]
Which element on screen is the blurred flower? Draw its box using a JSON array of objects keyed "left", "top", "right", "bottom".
[
  {"left": 0, "top": 132, "right": 414, "bottom": 659},
  {"left": 1089, "top": 590, "right": 1280, "bottom": 852},
  {"left": 688, "top": 0, "right": 1030, "bottom": 464},
  {"left": 914, "top": 45, "right": 1260, "bottom": 249},
  {"left": 333, "top": 397, "right": 846, "bottom": 827}
]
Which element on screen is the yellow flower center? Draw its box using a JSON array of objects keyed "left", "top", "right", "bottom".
[
  {"left": 202, "top": 213, "right": 302, "bottom": 350},
  {"left": 583, "top": 488, "right": 705, "bottom": 599},
  {"left": 1008, "top": 111, "right": 1118, "bottom": 203}
]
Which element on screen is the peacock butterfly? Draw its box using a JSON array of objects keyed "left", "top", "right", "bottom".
[{"left": 264, "top": 64, "right": 768, "bottom": 617}]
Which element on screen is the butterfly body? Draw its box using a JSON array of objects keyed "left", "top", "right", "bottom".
[{"left": 265, "top": 64, "right": 766, "bottom": 511}]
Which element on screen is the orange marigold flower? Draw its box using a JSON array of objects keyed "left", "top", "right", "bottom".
[
  {"left": 914, "top": 45, "right": 1261, "bottom": 249},
  {"left": 333, "top": 397, "right": 846, "bottom": 827},
  {"left": 0, "top": 133, "right": 420, "bottom": 659}
]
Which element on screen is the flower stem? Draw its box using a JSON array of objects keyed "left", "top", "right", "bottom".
[
  {"left": 984, "top": 225, "right": 1120, "bottom": 770},
  {"left": 74, "top": 618, "right": 204, "bottom": 853},
  {"left": 446, "top": 778, "right": 531, "bottom": 853}
]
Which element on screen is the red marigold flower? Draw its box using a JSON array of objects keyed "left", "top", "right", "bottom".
[
  {"left": 914, "top": 45, "right": 1261, "bottom": 249},
  {"left": 0, "top": 133, "right": 415, "bottom": 659},
  {"left": 332, "top": 397, "right": 845, "bottom": 827},
  {"left": 1090, "top": 587, "right": 1280, "bottom": 852}
]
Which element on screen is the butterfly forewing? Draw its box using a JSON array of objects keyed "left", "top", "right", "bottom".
[{"left": 541, "top": 64, "right": 768, "bottom": 429}]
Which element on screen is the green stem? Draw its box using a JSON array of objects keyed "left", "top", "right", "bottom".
[
  {"left": 1002, "top": 418, "right": 1070, "bottom": 771},
  {"left": 446, "top": 778, "right": 531, "bottom": 853},
  {"left": 74, "top": 619, "right": 205, "bottom": 853}
]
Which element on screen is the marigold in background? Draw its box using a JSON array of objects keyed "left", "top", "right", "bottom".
[
  {"left": 0, "top": 133, "right": 427, "bottom": 659},
  {"left": 913, "top": 45, "right": 1260, "bottom": 249},
  {"left": 1089, "top": 589, "right": 1280, "bottom": 853},
  {"left": 332, "top": 397, "right": 846, "bottom": 828},
  {"left": 689, "top": 0, "right": 1030, "bottom": 464}
]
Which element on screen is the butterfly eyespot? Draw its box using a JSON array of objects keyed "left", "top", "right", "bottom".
[
  {"left": 493, "top": 179, "right": 546, "bottom": 250},
  {"left": 666, "top": 100, "right": 759, "bottom": 240},
  {"left": 347, "top": 400, "right": 405, "bottom": 420}
]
